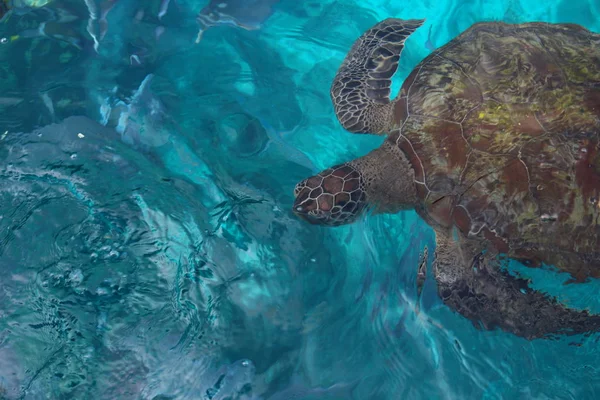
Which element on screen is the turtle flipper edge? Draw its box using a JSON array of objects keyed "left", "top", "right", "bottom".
[
  {"left": 330, "top": 18, "right": 424, "bottom": 135},
  {"left": 433, "top": 229, "right": 600, "bottom": 339},
  {"left": 415, "top": 245, "right": 428, "bottom": 315}
]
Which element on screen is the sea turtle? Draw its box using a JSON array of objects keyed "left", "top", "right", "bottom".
[{"left": 292, "top": 18, "right": 600, "bottom": 339}]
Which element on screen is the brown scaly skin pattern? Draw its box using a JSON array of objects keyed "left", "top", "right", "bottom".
[
  {"left": 293, "top": 18, "right": 600, "bottom": 339},
  {"left": 293, "top": 164, "right": 367, "bottom": 226},
  {"left": 330, "top": 18, "right": 424, "bottom": 134}
]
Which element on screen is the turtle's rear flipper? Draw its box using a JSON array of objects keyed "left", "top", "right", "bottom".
[
  {"left": 330, "top": 18, "right": 424, "bottom": 134},
  {"left": 433, "top": 230, "right": 600, "bottom": 339}
]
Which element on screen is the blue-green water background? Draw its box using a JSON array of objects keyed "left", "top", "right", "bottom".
[{"left": 2, "top": 0, "right": 600, "bottom": 399}]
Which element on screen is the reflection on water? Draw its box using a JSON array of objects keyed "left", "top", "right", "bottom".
[
  {"left": 1, "top": 0, "right": 600, "bottom": 399},
  {"left": 195, "top": 0, "right": 280, "bottom": 43}
]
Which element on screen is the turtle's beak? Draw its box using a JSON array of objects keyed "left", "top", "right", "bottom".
[
  {"left": 293, "top": 186, "right": 321, "bottom": 223},
  {"left": 292, "top": 185, "right": 329, "bottom": 225},
  {"left": 292, "top": 189, "right": 350, "bottom": 227},
  {"left": 293, "top": 204, "right": 325, "bottom": 225}
]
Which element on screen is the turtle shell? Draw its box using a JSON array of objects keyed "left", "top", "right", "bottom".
[{"left": 389, "top": 22, "right": 600, "bottom": 280}]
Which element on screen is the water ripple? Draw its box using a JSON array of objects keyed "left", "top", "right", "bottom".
[{"left": 2, "top": 0, "right": 600, "bottom": 398}]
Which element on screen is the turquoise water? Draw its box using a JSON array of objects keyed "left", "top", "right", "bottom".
[{"left": 1, "top": 0, "right": 600, "bottom": 399}]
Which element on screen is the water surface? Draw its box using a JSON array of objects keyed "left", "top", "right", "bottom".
[{"left": 1, "top": 0, "right": 600, "bottom": 399}]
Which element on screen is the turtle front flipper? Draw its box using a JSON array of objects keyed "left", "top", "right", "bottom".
[
  {"left": 433, "top": 230, "right": 600, "bottom": 339},
  {"left": 330, "top": 18, "right": 424, "bottom": 134}
]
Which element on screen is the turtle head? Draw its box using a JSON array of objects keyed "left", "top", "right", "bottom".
[
  {"left": 293, "top": 142, "right": 419, "bottom": 226},
  {"left": 293, "top": 163, "right": 368, "bottom": 226}
]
